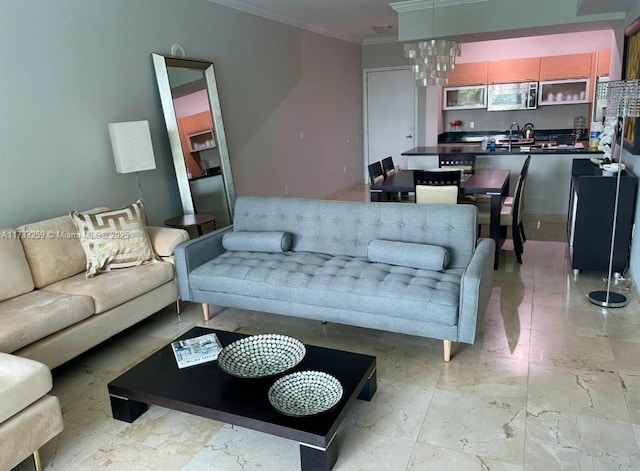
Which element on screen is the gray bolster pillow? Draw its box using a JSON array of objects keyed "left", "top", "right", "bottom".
[
  {"left": 222, "top": 231, "right": 292, "bottom": 253},
  {"left": 367, "top": 240, "right": 450, "bottom": 270}
]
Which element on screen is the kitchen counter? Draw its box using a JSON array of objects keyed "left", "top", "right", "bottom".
[{"left": 402, "top": 142, "right": 602, "bottom": 156}]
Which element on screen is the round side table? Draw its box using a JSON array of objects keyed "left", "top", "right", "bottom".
[{"left": 164, "top": 214, "right": 216, "bottom": 236}]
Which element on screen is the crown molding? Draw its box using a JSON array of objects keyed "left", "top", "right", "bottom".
[
  {"left": 390, "top": 0, "right": 490, "bottom": 13},
  {"left": 362, "top": 35, "right": 400, "bottom": 46},
  {"left": 208, "top": 0, "right": 360, "bottom": 44}
]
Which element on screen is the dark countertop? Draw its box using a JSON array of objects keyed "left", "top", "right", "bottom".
[
  {"left": 188, "top": 166, "right": 222, "bottom": 181},
  {"left": 438, "top": 128, "right": 588, "bottom": 143},
  {"left": 402, "top": 143, "right": 603, "bottom": 156}
]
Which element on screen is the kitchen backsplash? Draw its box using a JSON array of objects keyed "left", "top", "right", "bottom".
[{"left": 443, "top": 103, "right": 590, "bottom": 132}]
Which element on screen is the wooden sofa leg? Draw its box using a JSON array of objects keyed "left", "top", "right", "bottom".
[
  {"left": 34, "top": 449, "right": 43, "bottom": 471},
  {"left": 176, "top": 299, "right": 181, "bottom": 316},
  {"left": 202, "top": 304, "right": 210, "bottom": 321},
  {"left": 443, "top": 340, "right": 452, "bottom": 362}
]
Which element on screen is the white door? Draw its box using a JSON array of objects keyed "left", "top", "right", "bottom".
[{"left": 364, "top": 67, "right": 416, "bottom": 179}]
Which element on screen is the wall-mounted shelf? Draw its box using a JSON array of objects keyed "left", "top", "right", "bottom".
[{"left": 188, "top": 130, "right": 216, "bottom": 152}]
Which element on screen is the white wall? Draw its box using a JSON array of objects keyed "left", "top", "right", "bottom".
[{"left": 0, "top": 0, "right": 363, "bottom": 227}]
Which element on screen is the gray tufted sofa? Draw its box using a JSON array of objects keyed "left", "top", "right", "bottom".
[{"left": 175, "top": 196, "right": 495, "bottom": 361}]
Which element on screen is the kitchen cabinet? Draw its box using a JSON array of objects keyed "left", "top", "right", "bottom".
[
  {"left": 487, "top": 58, "right": 540, "bottom": 84},
  {"left": 177, "top": 111, "right": 215, "bottom": 179},
  {"left": 446, "top": 62, "right": 488, "bottom": 86},
  {"left": 188, "top": 130, "right": 216, "bottom": 152},
  {"left": 443, "top": 85, "right": 487, "bottom": 109},
  {"left": 568, "top": 159, "right": 637, "bottom": 274},
  {"left": 538, "top": 79, "right": 590, "bottom": 105},
  {"left": 539, "top": 53, "right": 592, "bottom": 80}
]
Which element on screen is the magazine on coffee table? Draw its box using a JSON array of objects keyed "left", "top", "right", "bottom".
[{"left": 171, "top": 333, "right": 223, "bottom": 369}]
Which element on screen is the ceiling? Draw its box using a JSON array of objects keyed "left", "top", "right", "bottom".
[{"left": 209, "top": 0, "right": 636, "bottom": 44}]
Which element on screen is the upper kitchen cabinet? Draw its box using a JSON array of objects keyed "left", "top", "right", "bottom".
[
  {"left": 447, "top": 62, "right": 488, "bottom": 86},
  {"left": 487, "top": 58, "right": 540, "bottom": 84},
  {"left": 539, "top": 53, "right": 592, "bottom": 80},
  {"left": 596, "top": 49, "right": 611, "bottom": 77}
]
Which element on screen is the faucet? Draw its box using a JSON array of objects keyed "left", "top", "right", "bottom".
[{"left": 508, "top": 122, "right": 520, "bottom": 152}]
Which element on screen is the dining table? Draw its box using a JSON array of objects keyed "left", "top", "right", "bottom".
[{"left": 370, "top": 168, "right": 510, "bottom": 269}]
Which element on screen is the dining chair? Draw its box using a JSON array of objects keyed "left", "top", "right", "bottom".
[
  {"left": 381, "top": 156, "right": 396, "bottom": 178},
  {"left": 472, "top": 155, "right": 531, "bottom": 235},
  {"left": 476, "top": 172, "right": 527, "bottom": 263},
  {"left": 368, "top": 161, "right": 385, "bottom": 185},
  {"left": 413, "top": 170, "right": 460, "bottom": 205}
]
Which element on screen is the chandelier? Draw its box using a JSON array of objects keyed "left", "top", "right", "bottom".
[{"left": 404, "top": 39, "right": 461, "bottom": 87}]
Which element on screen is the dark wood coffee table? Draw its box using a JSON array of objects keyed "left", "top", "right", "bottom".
[{"left": 108, "top": 327, "right": 377, "bottom": 471}]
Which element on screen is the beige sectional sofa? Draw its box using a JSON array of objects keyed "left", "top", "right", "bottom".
[
  {"left": 0, "top": 208, "right": 188, "bottom": 469},
  {"left": 0, "top": 210, "right": 189, "bottom": 369}
]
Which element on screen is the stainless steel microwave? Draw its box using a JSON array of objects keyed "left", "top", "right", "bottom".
[{"left": 487, "top": 82, "right": 538, "bottom": 111}]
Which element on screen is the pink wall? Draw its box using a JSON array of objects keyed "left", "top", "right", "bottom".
[
  {"left": 458, "top": 29, "right": 615, "bottom": 62},
  {"left": 173, "top": 89, "right": 210, "bottom": 119}
]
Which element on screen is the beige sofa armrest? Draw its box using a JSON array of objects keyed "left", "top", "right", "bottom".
[{"left": 146, "top": 226, "right": 189, "bottom": 257}]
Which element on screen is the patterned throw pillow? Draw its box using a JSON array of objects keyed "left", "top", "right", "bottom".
[{"left": 69, "top": 199, "right": 157, "bottom": 278}]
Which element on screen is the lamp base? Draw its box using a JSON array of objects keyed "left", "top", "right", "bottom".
[{"left": 587, "top": 290, "right": 628, "bottom": 308}]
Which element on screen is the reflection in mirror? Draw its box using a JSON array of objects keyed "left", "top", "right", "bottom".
[{"left": 152, "top": 54, "right": 236, "bottom": 229}]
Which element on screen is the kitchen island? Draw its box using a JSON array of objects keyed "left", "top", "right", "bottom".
[{"left": 401, "top": 143, "right": 603, "bottom": 217}]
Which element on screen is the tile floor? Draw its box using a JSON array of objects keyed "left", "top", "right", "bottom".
[{"left": 14, "top": 186, "right": 640, "bottom": 471}]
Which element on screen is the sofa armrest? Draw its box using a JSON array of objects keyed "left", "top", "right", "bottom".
[
  {"left": 457, "top": 238, "right": 495, "bottom": 344},
  {"left": 146, "top": 226, "right": 190, "bottom": 257},
  {"left": 174, "top": 225, "right": 233, "bottom": 300}
]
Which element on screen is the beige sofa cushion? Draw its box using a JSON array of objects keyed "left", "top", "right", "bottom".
[
  {"left": 146, "top": 226, "right": 189, "bottom": 257},
  {"left": 42, "top": 261, "right": 174, "bottom": 314},
  {"left": 17, "top": 215, "right": 92, "bottom": 289},
  {"left": 0, "top": 230, "right": 34, "bottom": 302},
  {"left": 0, "top": 353, "right": 52, "bottom": 422},
  {"left": 0, "top": 291, "right": 94, "bottom": 353}
]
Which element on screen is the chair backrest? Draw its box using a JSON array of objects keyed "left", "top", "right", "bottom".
[
  {"left": 368, "top": 161, "right": 384, "bottom": 184},
  {"left": 413, "top": 169, "right": 461, "bottom": 187},
  {"left": 521, "top": 154, "right": 531, "bottom": 179},
  {"left": 381, "top": 156, "right": 395, "bottom": 178},
  {"left": 512, "top": 174, "right": 526, "bottom": 224},
  {"left": 439, "top": 154, "right": 476, "bottom": 174},
  {"left": 415, "top": 185, "right": 459, "bottom": 204}
]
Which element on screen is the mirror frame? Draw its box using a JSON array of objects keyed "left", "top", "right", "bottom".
[{"left": 152, "top": 53, "right": 236, "bottom": 219}]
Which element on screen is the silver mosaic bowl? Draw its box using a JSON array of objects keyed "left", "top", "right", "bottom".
[
  {"left": 268, "top": 370, "right": 343, "bottom": 417},
  {"left": 217, "top": 334, "right": 306, "bottom": 378}
]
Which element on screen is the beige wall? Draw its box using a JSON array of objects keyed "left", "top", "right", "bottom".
[{"left": 0, "top": 0, "right": 363, "bottom": 228}]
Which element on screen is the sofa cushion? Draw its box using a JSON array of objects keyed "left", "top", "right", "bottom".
[
  {"left": 17, "top": 213, "right": 98, "bottom": 289},
  {"left": 42, "top": 261, "right": 174, "bottom": 314},
  {"left": 0, "top": 230, "right": 34, "bottom": 302},
  {"left": 0, "top": 291, "right": 94, "bottom": 353},
  {"left": 189, "top": 251, "right": 463, "bottom": 325},
  {"left": 70, "top": 200, "right": 158, "bottom": 278},
  {"left": 367, "top": 240, "right": 450, "bottom": 271},
  {"left": 222, "top": 231, "right": 292, "bottom": 253},
  {"left": 0, "top": 353, "right": 52, "bottom": 423},
  {"left": 146, "top": 226, "right": 189, "bottom": 257}
]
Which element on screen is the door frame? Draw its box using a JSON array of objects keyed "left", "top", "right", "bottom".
[{"left": 362, "top": 66, "right": 418, "bottom": 182}]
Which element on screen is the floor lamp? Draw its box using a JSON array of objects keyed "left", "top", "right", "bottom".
[
  {"left": 588, "top": 79, "right": 640, "bottom": 308},
  {"left": 109, "top": 120, "right": 157, "bottom": 202}
]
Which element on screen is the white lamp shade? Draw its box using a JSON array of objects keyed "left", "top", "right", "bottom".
[{"left": 109, "top": 121, "right": 157, "bottom": 174}]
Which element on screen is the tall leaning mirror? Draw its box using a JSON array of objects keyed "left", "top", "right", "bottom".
[{"left": 152, "top": 54, "right": 236, "bottom": 228}]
